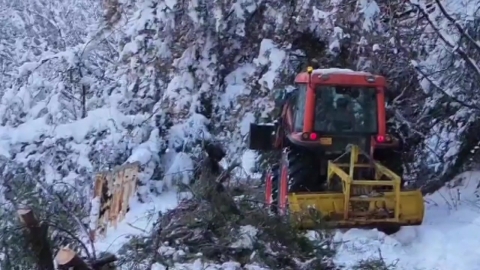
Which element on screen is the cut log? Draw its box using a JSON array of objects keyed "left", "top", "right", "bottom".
[
  {"left": 17, "top": 207, "right": 55, "bottom": 270},
  {"left": 55, "top": 249, "right": 118, "bottom": 270},
  {"left": 55, "top": 248, "right": 90, "bottom": 270}
]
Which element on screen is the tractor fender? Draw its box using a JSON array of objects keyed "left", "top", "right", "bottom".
[
  {"left": 265, "top": 172, "right": 272, "bottom": 205},
  {"left": 278, "top": 153, "right": 289, "bottom": 216}
]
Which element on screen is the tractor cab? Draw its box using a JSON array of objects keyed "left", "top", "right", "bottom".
[
  {"left": 296, "top": 84, "right": 378, "bottom": 135},
  {"left": 283, "top": 68, "right": 395, "bottom": 154},
  {"left": 250, "top": 68, "right": 397, "bottom": 153}
]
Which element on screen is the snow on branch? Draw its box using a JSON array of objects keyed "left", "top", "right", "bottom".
[{"left": 410, "top": 0, "right": 480, "bottom": 78}]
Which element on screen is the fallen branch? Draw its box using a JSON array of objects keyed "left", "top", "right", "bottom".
[{"left": 90, "top": 254, "right": 117, "bottom": 269}]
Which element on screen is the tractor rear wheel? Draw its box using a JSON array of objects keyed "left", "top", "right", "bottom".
[
  {"left": 374, "top": 148, "right": 405, "bottom": 186},
  {"left": 286, "top": 146, "right": 323, "bottom": 193}
]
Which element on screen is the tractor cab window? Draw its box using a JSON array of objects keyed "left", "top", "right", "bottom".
[
  {"left": 314, "top": 86, "right": 378, "bottom": 134},
  {"left": 294, "top": 84, "right": 307, "bottom": 131}
]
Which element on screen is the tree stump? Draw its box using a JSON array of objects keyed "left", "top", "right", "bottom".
[
  {"left": 17, "top": 207, "right": 55, "bottom": 270},
  {"left": 55, "top": 248, "right": 117, "bottom": 270},
  {"left": 56, "top": 248, "right": 91, "bottom": 270}
]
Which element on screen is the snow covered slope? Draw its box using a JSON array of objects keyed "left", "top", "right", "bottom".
[
  {"left": 335, "top": 171, "right": 480, "bottom": 270},
  {"left": 94, "top": 191, "right": 181, "bottom": 254}
]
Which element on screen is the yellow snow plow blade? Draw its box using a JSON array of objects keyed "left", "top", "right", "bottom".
[
  {"left": 289, "top": 190, "right": 424, "bottom": 228},
  {"left": 288, "top": 145, "right": 424, "bottom": 229}
]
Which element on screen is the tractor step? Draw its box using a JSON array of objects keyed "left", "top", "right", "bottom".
[
  {"left": 351, "top": 180, "right": 396, "bottom": 186},
  {"left": 349, "top": 196, "right": 387, "bottom": 201},
  {"left": 342, "top": 218, "right": 398, "bottom": 223}
]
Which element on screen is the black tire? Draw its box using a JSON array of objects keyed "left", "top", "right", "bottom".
[
  {"left": 286, "top": 146, "right": 323, "bottom": 193},
  {"left": 374, "top": 148, "right": 405, "bottom": 186},
  {"left": 378, "top": 225, "right": 401, "bottom": 235}
]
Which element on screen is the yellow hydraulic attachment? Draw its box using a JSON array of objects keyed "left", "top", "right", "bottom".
[{"left": 288, "top": 145, "right": 424, "bottom": 229}]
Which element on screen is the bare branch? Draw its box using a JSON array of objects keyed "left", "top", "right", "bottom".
[{"left": 433, "top": 0, "right": 480, "bottom": 52}]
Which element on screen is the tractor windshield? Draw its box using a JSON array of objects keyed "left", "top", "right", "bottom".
[{"left": 314, "top": 86, "right": 378, "bottom": 134}]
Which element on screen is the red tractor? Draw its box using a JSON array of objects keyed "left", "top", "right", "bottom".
[{"left": 249, "top": 67, "right": 424, "bottom": 231}]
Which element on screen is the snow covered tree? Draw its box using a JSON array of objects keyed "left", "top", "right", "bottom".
[{"left": 404, "top": 0, "right": 480, "bottom": 191}]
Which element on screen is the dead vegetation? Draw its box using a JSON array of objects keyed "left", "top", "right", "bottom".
[
  {"left": 117, "top": 143, "right": 338, "bottom": 269},
  {"left": 15, "top": 143, "right": 404, "bottom": 269},
  {"left": 17, "top": 206, "right": 117, "bottom": 270},
  {"left": 118, "top": 185, "right": 337, "bottom": 269},
  {"left": 115, "top": 142, "right": 409, "bottom": 269}
]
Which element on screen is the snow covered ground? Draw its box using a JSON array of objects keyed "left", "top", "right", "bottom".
[
  {"left": 92, "top": 169, "right": 480, "bottom": 269},
  {"left": 94, "top": 191, "right": 181, "bottom": 254},
  {"left": 335, "top": 171, "right": 480, "bottom": 270},
  {"left": 94, "top": 150, "right": 261, "bottom": 255}
]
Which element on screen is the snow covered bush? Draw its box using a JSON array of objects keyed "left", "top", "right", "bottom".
[{"left": 0, "top": 159, "right": 90, "bottom": 268}]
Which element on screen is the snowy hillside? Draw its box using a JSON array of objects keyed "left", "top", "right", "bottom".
[{"left": 1, "top": 0, "right": 480, "bottom": 268}]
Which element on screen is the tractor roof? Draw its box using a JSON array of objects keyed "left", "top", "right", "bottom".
[
  {"left": 312, "top": 68, "right": 372, "bottom": 75},
  {"left": 295, "top": 68, "right": 386, "bottom": 86}
]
